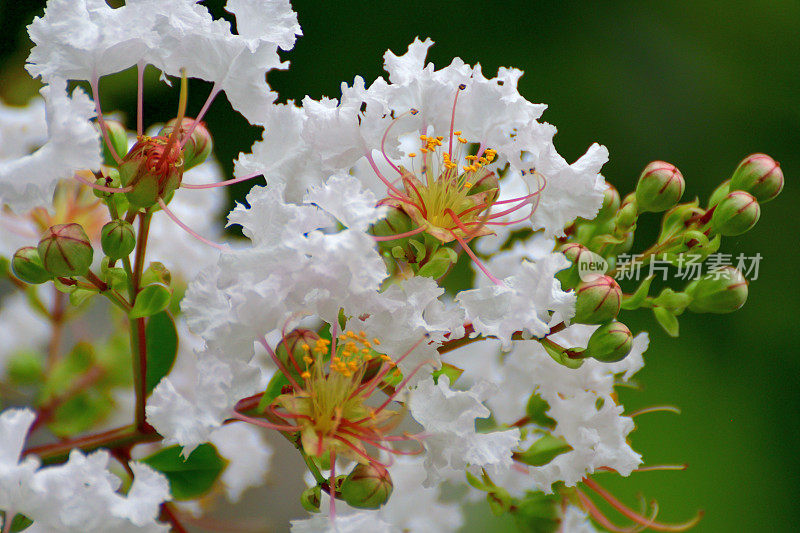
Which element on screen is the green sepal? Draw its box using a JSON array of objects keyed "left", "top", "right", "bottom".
[
  {"left": 486, "top": 486, "right": 514, "bottom": 515},
  {"left": 408, "top": 239, "right": 427, "bottom": 263},
  {"left": 526, "top": 392, "right": 556, "bottom": 429},
  {"left": 69, "top": 287, "right": 96, "bottom": 307},
  {"left": 418, "top": 246, "right": 457, "bottom": 278},
  {"left": 621, "top": 275, "right": 654, "bottom": 310},
  {"left": 53, "top": 278, "right": 78, "bottom": 294},
  {"left": 141, "top": 262, "right": 171, "bottom": 287},
  {"left": 652, "top": 305, "right": 679, "bottom": 337},
  {"left": 432, "top": 362, "right": 464, "bottom": 385},
  {"left": 257, "top": 371, "right": 292, "bottom": 412},
  {"left": 466, "top": 471, "right": 493, "bottom": 492},
  {"left": 142, "top": 444, "right": 227, "bottom": 501},
  {"left": 145, "top": 311, "right": 178, "bottom": 393},
  {"left": 0, "top": 512, "right": 33, "bottom": 533},
  {"left": 514, "top": 434, "right": 572, "bottom": 466},
  {"left": 130, "top": 284, "right": 171, "bottom": 318},
  {"left": 300, "top": 485, "right": 322, "bottom": 513},
  {"left": 541, "top": 342, "right": 584, "bottom": 369},
  {"left": 652, "top": 288, "right": 691, "bottom": 315}
]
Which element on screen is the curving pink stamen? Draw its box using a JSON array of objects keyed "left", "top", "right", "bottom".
[
  {"left": 181, "top": 172, "right": 264, "bottom": 189},
  {"left": 481, "top": 210, "right": 534, "bottom": 226},
  {"left": 74, "top": 173, "right": 133, "bottom": 193},
  {"left": 90, "top": 71, "right": 123, "bottom": 165},
  {"left": 157, "top": 198, "right": 230, "bottom": 252},
  {"left": 372, "top": 357, "right": 433, "bottom": 415},
  {"left": 448, "top": 84, "right": 466, "bottom": 158},
  {"left": 628, "top": 405, "right": 681, "bottom": 418},
  {"left": 365, "top": 151, "right": 406, "bottom": 198},
  {"left": 371, "top": 225, "right": 427, "bottom": 242},
  {"left": 259, "top": 336, "right": 306, "bottom": 394},
  {"left": 230, "top": 409, "right": 301, "bottom": 432},
  {"left": 357, "top": 336, "right": 428, "bottom": 400},
  {"left": 136, "top": 62, "right": 145, "bottom": 137},
  {"left": 488, "top": 197, "right": 537, "bottom": 219},
  {"left": 401, "top": 176, "right": 428, "bottom": 218},
  {"left": 332, "top": 435, "right": 389, "bottom": 469},
  {"left": 179, "top": 83, "right": 221, "bottom": 150},
  {"left": 448, "top": 229, "right": 504, "bottom": 286},
  {"left": 380, "top": 112, "right": 410, "bottom": 177},
  {"left": 576, "top": 489, "right": 643, "bottom": 533},
  {"left": 582, "top": 477, "right": 703, "bottom": 532},
  {"left": 338, "top": 428, "right": 425, "bottom": 456}
]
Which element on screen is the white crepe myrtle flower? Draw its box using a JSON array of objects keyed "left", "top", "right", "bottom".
[
  {"left": 208, "top": 422, "right": 273, "bottom": 503},
  {"left": 0, "top": 408, "right": 171, "bottom": 532},
  {"left": 0, "top": 80, "right": 101, "bottom": 213},
  {"left": 0, "top": 97, "right": 47, "bottom": 162},
  {"left": 291, "top": 512, "right": 393, "bottom": 533},
  {"left": 561, "top": 505, "right": 601, "bottom": 533},
  {"left": 409, "top": 375, "right": 520, "bottom": 486},
  {"left": 26, "top": 0, "right": 301, "bottom": 125}
]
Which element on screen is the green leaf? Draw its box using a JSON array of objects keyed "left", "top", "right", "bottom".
[
  {"left": 69, "top": 287, "right": 96, "bottom": 307},
  {"left": 514, "top": 434, "right": 572, "bottom": 467},
  {"left": 0, "top": 512, "right": 33, "bottom": 532},
  {"left": 130, "top": 284, "right": 171, "bottom": 318},
  {"left": 41, "top": 342, "right": 94, "bottom": 401},
  {"left": 466, "top": 471, "right": 492, "bottom": 492},
  {"left": 142, "top": 444, "right": 227, "bottom": 500},
  {"left": 141, "top": 262, "right": 171, "bottom": 287},
  {"left": 418, "top": 247, "right": 458, "bottom": 278},
  {"left": 432, "top": 362, "right": 464, "bottom": 385},
  {"left": 48, "top": 389, "right": 114, "bottom": 437},
  {"left": 653, "top": 305, "right": 680, "bottom": 337},
  {"left": 621, "top": 275, "right": 654, "bottom": 310},
  {"left": 408, "top": 239, "right": 427, "bottom": 262},
  {"left": 145, "top": 311, "right": 178, "bottom": 393},
  {"left": 512, "top": 491, "right": 561, "bottom": 533}
]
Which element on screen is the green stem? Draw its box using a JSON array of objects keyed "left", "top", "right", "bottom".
[
  {"left": 22, "top": 424, "right": 160, "bottom": 465},
  {"left": 300, "top": 447, "right": 327, "bottom": 485}
]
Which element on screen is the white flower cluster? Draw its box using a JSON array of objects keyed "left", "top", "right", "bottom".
[{"left": 0, "top": 0, "right": 656, "bottom": 531}]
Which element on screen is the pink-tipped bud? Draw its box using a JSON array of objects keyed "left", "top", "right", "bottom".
[
  {"left": 686, "top": 266, "right": 748, "bottom": 314},
  {"left": 635, "top": 161, "right": 685, "bottom": 213},
  {"left": 574, "top": 275, "right": 622, "bottom": 324},
  {"left": 340, "top": 463, "right": 393, "bottom": 509},
  {"left": 586, "top": 321, "right": 633, "bottom": 362},
  {"left": 711, "top": 191, "right": 760, "bottom": 236},
  {"left": 160, "top": 117, "right": 213, "bottom": 171},
  {"left": 12, "top": 246, "right": 51, "bottom": 284},
  {"left": 118, "top": 136, "right": 183, "bottom": 208},
  {"left": 596, "top": 183, "right": 621, "bottom": 222},
  {"left": 730, "top": 153, "right": 783, "bottom": 203},
  {"left": 37, "top": 223, "right": 94, "bottom": 277}
]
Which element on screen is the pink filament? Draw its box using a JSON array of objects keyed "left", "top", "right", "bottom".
[
  {"left": 449, "top": 229, "right": 504, "bottom": 286},
  {"left": 157, "top": 198, "right": 230, "bottom": 252},
  {"left": 258, "top": 336, "right": 306, "bottom": 394},
  {"left": 181, "top": 172, "right": 264, "bottom": 189},
  {"left": 371, "top": 225, "right": 427, "bottom": 242},
  {"left": 230, "top": 409, "right": 301, "bottom": 432},
  {"left": 179, "top": 83, "right": 221, "bottom": 150},
  {"left": 73, "top": 173, "right": 133, "bottom": 193},
  {"left": 136, "top": 62, "right": 145, "bottom": 137},
  {"left": 90, "top": 72, "right": 123, "bottom": 165}
]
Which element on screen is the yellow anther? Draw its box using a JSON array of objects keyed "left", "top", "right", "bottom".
[
  {"left": 337, "top": 334, "right": 346, "bottom": 341},
  {"left": 346, "top": 330, "right": 356, "bottom": 338},
  {"left": 303, "top": 356, "right": 313, "bottom": 364},
  {"left": 419, "top": 134, "right": 427, "bottom": 140},
  {"left": 348, "top": 361, "right": 359, "bottom": 370},
  {"left": 465, "top": 155, "right": 477, "bottom": 161},
  {"left": 463, "top": 165, "right": 470, "bottom": 171},
  {"left": 453, "top": 130, "right": 462, "bottom": 135},
  {"left": 436, "top": 135, "right": 443, "bottom": 141},
  {"left": 409, "top": 152, "right": 416, "bottom": 158},
  {"left": 361, "top": 348, "right": 370, "bottom": 355},
  {"left": 363, "top": 341, "right": 371, "bottom": 349},
  {"left": 301, "top": 371, "right": 311, "bottom": 379},
  {"left": 464, "top": 182, "right": 473, "bottom": 188},
  {"left": 373, "top": 338, "right": 381, "bottom": 345},
  {"left": 301, "top": 343, "right": 310, "bottom": 351},
  {"left": 458, "top": 137, "right": 467, "bottom": 144},
  {"left": 421, "top": 148, "right": 428, "bottom": 153}
]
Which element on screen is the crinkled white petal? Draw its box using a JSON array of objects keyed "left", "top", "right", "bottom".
[
  {"left": 409, "top": 376, "right": 520, "bottom": 486},
  {"left": 209, "top": 422, "right": 273, "bottom": 502},
  {"left": 562, "top": 505, "right": 600, "bottom": 532},
  {"left": 0, "top": 80, "right": 101, "bottom": 212},
  {"left": 304, "top": 173, "right": 387, "bottom": 231},
  {"left": 0, "top": 96, "right": 47, "bottom": 161},
  {"left": 225, "top": 0, "right": 302, "bottom": 51},
  {"left": 457, "top": 253, "right": 575, "bottom": 349},
  {"left": 291, "top": 512, "right": 393, "bottom": 533}
]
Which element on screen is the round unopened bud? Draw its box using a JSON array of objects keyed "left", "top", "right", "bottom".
[
  {"left": 119, "top": 137, "right": 183, "bottom": 208},
  {"left": 559, "top": 243, "right": 607, "bottom": 282},
  {"left": 710, "top": 191, "right": 760, "bottom": 236},
  {"left": 100, "top": 220, "right": 136, "bottom": 260},
  {"left": 300, "top": 485, "right": 322, "bottom": 513},
  {"left": 685, "top": 266, "right": 748, "bottom": 314},
  {"left": 100, "top": 120, "right": 129, "bottom": 167},
  {"left": 12, "top": 247, "right": 51, "bottom": 284},
  {"left": 466, "top": 171, "right": 500, "bottom": 203},
  {"left": 730, "top": 153, "right": 783, "bottom": 203},
  {"left": 596, "top": 183, "right": 621, "bottom": 222},
  {"left": 586, "top": 321, "right": 633, "bottom": 362},
  {"left": 37, "top": 224, "right": 93, "bottom": 277},
  {"left": 340, "top": 463, "right": 393, "bottom": 509},
  {"left": 276, "top": 329, "right": 321, "bottom": 381},
  {"left": 574, "top": 275, "right": 622, "bottom": 324},
  {"left": 160, "top": 118, "right": 213, "bottom": 171},
  {"left": 93, "top": 169, "right": 122, "bottom": 199},
  {"left": 635, "top": 161, "right": 685, "bottom": 213}
]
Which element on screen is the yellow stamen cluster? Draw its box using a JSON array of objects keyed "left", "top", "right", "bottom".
[{"left": 327, "top": 329, "right": 392, "bottom": 377}]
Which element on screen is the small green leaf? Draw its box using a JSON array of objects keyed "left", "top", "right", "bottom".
[
  {"left": 465, "top": 471, "right": 492, "bottom": 492},
  {"left": 432, "top": 363, "right": 464, "bottom": 385},
  {"left": 258, "top": 371, "right": 292, "bottom": 411},
  {"left": 48, "top": 389, "right": 114, "bottom": 437},
  {"left": 408, "top": 239, "right": 427, "bottom": 262},
  {"left": 0, "top": 511, "right": 33, "bottom": 532},
  {"left": 130, "top": 284, "right": 171, "bottom": 318},
  {"left": 514, "top": 434, "right": 572, "bottom": 466},
  {"left": 141, "top": 262, "right": 171, "bottom": 287},
  {"left": 621, "top": 275, "right": 654, "bottom": 310},
  {"left": 653, "top": 305, "right": 680, "bottom": 337},
  {"left": 142, "top": 444, "right": 226, "bottom": 500},
  {"left": 41, "top": 342, "right": 94, "bottom": 401},
  {"left": 145, "top": 311, "right": 178, "bottom": 393}
]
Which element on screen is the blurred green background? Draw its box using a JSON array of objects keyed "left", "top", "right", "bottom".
[{"left": 1, "top": 1, "right": 798, "bottom": 531}]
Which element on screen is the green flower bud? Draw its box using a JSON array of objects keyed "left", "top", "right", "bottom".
[
  {"left": 730, "top": 153, "right": 783, "bottom": 203},
  {"left": 300, "top": 485, "right": 322, "bottom": 513},
  {"left": 340, "top": 463, "right": 393, "bottom": 509},
  {"left": 586, "top": 321, "right": 633, "bottom": 362},
  {"left": 614, "top": 201, "right": 638, "bottom": 232},
  {"left": 159, "top": 118, "right": 213, "bottom": 171},
  {"left": 596, "top": 183, "right": 621, "bottom": 222},
  {"left": 276, "top": 329, "right": 321, "bottom": 381},
  {"left": 37, "top": 224, "right": 93, "bottom": 277},
  {"left": 710, "top": 191, "right": 760, "bottom": 236},
  {"left": 708, "top": 179, "right": 731, "bottom": 208},
  {"left": 119, "top": 136, "right": 183, "bottom": 209},
  {"left": 11, "top": 247, "right": 51, "bottom": 284},
  {"left": 685, "top": 266, "right": 748, "bottom": 314},
  {"left": 100, "top": 220, "right": 136, "bottom": 260},
  {"left": 574, "top": 275, "right": 622, "bottom": 324},
  {"left": 93, "top": 169, "right": 122, "bottom": 199},
  {"left": 100, "top": 120, "right": 129, "bottom": 167},
  {"left": 635, "top": 161, "right": 685, "bottom": 213}
]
